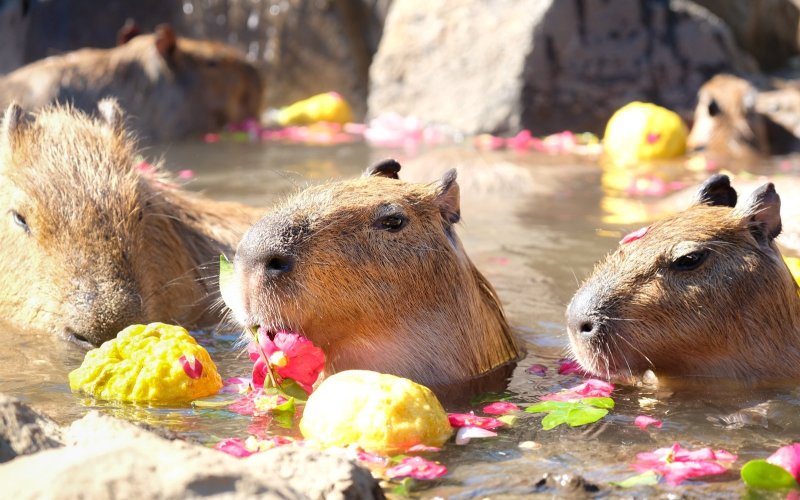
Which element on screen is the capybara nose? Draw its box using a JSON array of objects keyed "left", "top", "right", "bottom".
[{"left": 566, "top": 285, "right": 604, "bottom": 340}]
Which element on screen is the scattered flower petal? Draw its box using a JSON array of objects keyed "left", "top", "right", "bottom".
[
  {"left": 620, "top": 226, "right": 650, "bottom": 245},
  {"left": 541, "top": 379, "right": 614, "bottom": 401},
  {"left": 353, "top": 449, "right": 390, "bottom": 467},
  {"left": 447, "top": 412, "right": 504, "bottom": 430},
  {"left": 455, "top": 426, "right": 497, "bottom": 445},
  {"left": 406, "top": 444, "right": 441, "bottom": 453},
  {"left": 386, "top": 456, "right": 447, "bottom": 480},
  {"left": 634, "top": 415, "right": 663, "bottom": 430},
  {"left": 557, "top": 358, "right": 590, "bottom": 376},
  {"left": 526, "top": 364, "right": 547, "bottom": 376},
  {"left": 482, "top": 401, "right": 519, "bottom": 415},
  {"left": 214, "top": 438, "right": 254, "bottom": 458},
  {"left": 179, "top": 354, "right": 203, "bottom": 379},
  {"left": 633, "top": 443, "right": 737, "bottom": 486},
  {"left": 177, "top": 169, "right": 194, "bottom": 180},
  {"left": 220, "top": 377, "right": 252, "bottom": 394},
  {"left": 767, "top": 443, "right": 800, "bottom": 481},
  {"left": 203, "top": 133, "right": 220, "bottom": 143}
]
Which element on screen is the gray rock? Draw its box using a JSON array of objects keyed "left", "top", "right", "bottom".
[
  {"left": 369, "top": 0, "right": 757, "bottom": 135},
  {"left": 0, "top": 411, "right": 383, "bottom": 500},
  {"left": 0, "top": 394, "right": 63, "bottom": 463}
]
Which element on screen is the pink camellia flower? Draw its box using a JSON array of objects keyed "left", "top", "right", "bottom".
[
  {"left": 386, "top": 456, "right": 448, "bottom": 480},
  {"left": 620, "top": 226, "right": 650, "bottom": 245},
  {"left": 483, "top": 402, "right": 519, "bottom": 415},
  {"left": 767, "top": 443, "right": 800, "bottom": 481},
  {"left": 448, "top": 412, "right": 504, "bottom": 430},
  {"left": 248, "top": 330, "right": 325, "bottom": 393},
  {"left": 557, "top": 358, "right": 590, "bottom": 376},
  {"left": 540, "top": 379, "right": 614, "bottom": 401},
  {"left": 214, "top": 438, "right": 255, "bottom": 458},
  {"left": 633, "top": 443, "right": 737, "bottom": 486},
  {"left": 227, "top": 390, "right": 288, "bottom": 417},
  {"left": 634, "top": 415, "right": 663, "bottom": 430}
]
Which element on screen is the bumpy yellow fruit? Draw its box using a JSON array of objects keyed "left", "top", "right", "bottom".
[
  {"left": 785, "top": 257, "right": 800, "bottom": 286},
  {"left": 69, "top": 323, "right": 222, "bottom": 403},
  {"left": 299, "top": 370, "right": 452, "bottom": 454},
  {"left": 277, "top": 92, "right": 353, "bottom": 126},
  {"left": 603, "top": 101, "right": 688, "bottom": 166}
]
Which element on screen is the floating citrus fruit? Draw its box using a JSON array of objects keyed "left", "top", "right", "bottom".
[
  {"left": 69, "top": 323, "right": 222, "bottom": 403},
  {"left": 299, "top": 370, "right": 452, "bottom": 454},
  {"left": 604, "top": 102, "right": 688, "bottom": 166}
]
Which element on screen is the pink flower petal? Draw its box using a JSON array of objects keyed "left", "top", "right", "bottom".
[
  {"left": 179, "top": 354, "right": 203, "bottom": 379},
  {"left": 455, "top": 426, "right": 498, "bottom": 445},
  {"left": 448, "top": 412, "right": 504, "bottom": 430},
  {"left": 634, "top": 415, "right": 663, "bottom": 430},
  {"left": 203, "top": 133, "right": 220, "bottom": 143},
  {"left": 633, "top": 443, "right": 737, "bottom": 486},
  {"left": 646, "top": 132, "right": 661, "bottom": 144},
  {"left": 482, "top": 402, "right": 519, "bottom": 415},
  {"left": 540, "top": 379, "right": 614, "bottom": 401},
  {"left": 248, "top": 330, "right": 326, "bottom": 393},
  {"left": 220, "top": 377, "right": 252, "bottom": 394},
  {"left": 526, "top": 364, "right": 547, "bottom": 376},
  {"left": 767, "top": 443, "right": 800, "bottom": 481},
  {"left": 620, "top": 226, "right": 650, "bottom": 245},
  {"left": 177, "top": 169, "right": 194, "bottom": 180},
  {"left": 354, "top": 449, "right": 390, "bottom": 466},
  {"left": 557, "top": 358, "right": 590, "bottom": 376},
  {"left": 386, "top": 456, "right": 447, "bottom": 480},
  {"left": 214, "top": 438, "right": 254, "bottom": 458},
  {"left": 406, "top": 444, "right": 441, "bottom": 453}
]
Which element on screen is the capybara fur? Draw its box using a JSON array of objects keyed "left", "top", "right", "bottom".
[
  {"left": 687, "top": 74, "right": 800, "bottom": 160},
  {"left": 0, "top": 100, "right": 264, "bottom": 345},
  {"left": 567, "top": 174, "right": 800, "bottom": 382},
  {"left": 223, "top": 160, "right": 522, "bottom": 393},
  {"left": 0, "top": 25, "right": 263, "bottom": 142}
]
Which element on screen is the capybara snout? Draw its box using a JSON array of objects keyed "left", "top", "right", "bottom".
[
  {"left": 224, "top": 159, "right": 521, "bottom": 392},
  {"left": 567, "top": 174, "right": 800, "bottom": 381}
]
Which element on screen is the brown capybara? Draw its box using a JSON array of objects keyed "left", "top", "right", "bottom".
[
  {"left": 567, "top": 174, "right": 800, "bottom": 382},
  {"left": 222, "top": 160, "right": 522, "bottom": 394},
  {"left": 0, "top": 100, "right": 264, "bottom": 346},
  {"left": 0, "top": 24, "right": 263, "bottom": 142},
  {"left": 687, "top": 74, "right": 800, "bottom": 160}
]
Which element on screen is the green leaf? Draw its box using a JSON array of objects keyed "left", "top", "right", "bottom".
[
  {"left": 564, "top": 406, "right": 608, "bottom": 427},
  {"left": 525, "top": 401, "right": 565, "bottom": 413},
  {"left": 470, "top": 392, "right": 513, "bottom": 405},
  {"left": 219, "top": 254, "right": 234, "bottom": 294},
  {"left": 391, "top": 477, "right": 415, "bottom": 497},
  {"left": 278, "top": 379, "right": 309, "bottom": 402},
  {"left": 191, "top": 399, "right": 235, "bottom": 409},
  {"left": 271, "top": 397, "right": 296, "bottom": 429},
  {"left": 526, "top": 399, "right": 611, "bottom": 429},
  {"left": 741, "top": 459, "right": 800, "bottom": 490},
  {"left": 611, "top": 471, "right": 660, "bottom": 488},
  {"left": 582, "top": 397, "right": 615, "bottom": 409}
]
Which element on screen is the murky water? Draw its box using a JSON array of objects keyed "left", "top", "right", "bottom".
[{"left": 2, "top": 139, "right": 800, "bottom": 498}]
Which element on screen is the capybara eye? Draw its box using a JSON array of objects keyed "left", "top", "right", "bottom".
[
  {"left": 375, "top": 215, "right": 407, "bottom": 233},
  {"left": 670, "top": 250, "right": 709, "bottom": 271},
  {"left": 708, "top": 98, "right": 721, "bottom": 117},
  {"left": 10, "top": 210, "right": 29, "bottom": 233}
]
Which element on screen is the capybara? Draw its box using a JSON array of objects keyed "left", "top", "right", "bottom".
[
  {"left": 222, "top": 160, "right": 522, "bottom": 394},
  {"left": 567, "top": 174, "right": 800, "bottom": 382},
  {"left": 687, "top": 74, "right": 800, "bottom": 160},
  {"left": 0, "top": 100, "right": 264, "bottom": 346},
  {"left": 0, "top": 24, "right": 263, "bottom": 142}
]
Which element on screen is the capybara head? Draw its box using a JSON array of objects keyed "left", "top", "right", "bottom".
[
  {"left": 0, "top": 100, "right": 255, "bottom": 345},
  {"left": 223, "top": 160, "right": 521, "bottom": 390},
  {"left": 687, "top": 74, "right": 769, "bottom": 160},
  {"left": 567, "top": 174, "right": 800, "bottom": 381},
  {"left": 117, "top": 24, "right": 263, "bottom": 138}
]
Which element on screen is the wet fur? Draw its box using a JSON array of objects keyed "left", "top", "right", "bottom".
[
  {"left": 224, "top": 168, "right": 521, "bottom": 391},
  {"left": 0, "top": 102, "right": 264, "bottom": 344}
]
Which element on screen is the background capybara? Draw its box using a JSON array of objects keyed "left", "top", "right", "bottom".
[
  {"left": 222, "top": 160, "right": 522, "bottom": 394},
  {"left": 566, "top": 174, "right": 800, "bottom": 382},
  {"left": 0, "top": 24, "right": 263, "bottom": 142},
  {"left": 0, "top": 100, "right": 264, "bottom": 346},
  {"left": 687, "top": 73, "right": 800, "bottom": 160}
]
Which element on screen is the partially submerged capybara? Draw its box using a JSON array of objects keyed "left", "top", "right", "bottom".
[
  {"left": 0, "top": 100, "right": 264, "bottom": 345},
  {"left": 687, "top": 74, "right": 800, "bottom": 159},
  {"left": 0, "top": 24, "right": 263, "bottom": 142},
  {"left": 567, "top": 174, "right": 800, "bottom": 381},
  {"left": 222, "top": 160, "right": 522, "bottom": 393}
]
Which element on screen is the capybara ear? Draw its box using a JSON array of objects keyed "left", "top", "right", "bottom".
[
  {"left": 433, "top": 169, "right": 460, "bottom": 224},
  {"left": 1, "top": 102, "right": 26, "bottom": 149},
  {"left": 155, "top": 24, "right": 177, "bottom": 60},
  {"left": 364, "top": 158, "right": 401, "bottom": 179},
  {"left": 695, "top": 174, "right": 737, "bottom": 208},
  {"left": 97, "top": 98, "right": 124, "bottom": 132},
  {"left": 737, "top": 183, "right": 782, "bottom": 242},
  {"left": 117, "top": 19, "right": 140, "bottom": 46}
]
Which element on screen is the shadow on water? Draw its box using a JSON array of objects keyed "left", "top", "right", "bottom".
[{"left": 3, "top": 140, "right": 800, "bottom": 497}]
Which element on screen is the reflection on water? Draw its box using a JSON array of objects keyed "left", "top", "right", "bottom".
[{"left": 2, "top": 140, "right": 800, "bottom": 496}]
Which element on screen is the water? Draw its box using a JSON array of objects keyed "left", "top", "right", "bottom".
[{"left": 2, "top": 139, "right": 800, "bottom": 498}]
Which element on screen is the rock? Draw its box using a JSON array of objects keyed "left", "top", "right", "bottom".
[
  {"left": 0, "top": 394, "right": 63, "bottom": 463},
  {"left": 693, "top": 0, "right": 800, "bottom": 71},
  {"left": 369, "top": 0, "right": 756, "bottom": 135},
  {"left": 0, "top": 411, "right": 383, "bottom": 499}
]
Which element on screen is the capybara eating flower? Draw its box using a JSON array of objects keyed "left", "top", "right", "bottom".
[
  {"left": 0, "top": 24, "right": 263, "bottom": 142},
  {"left": 222, "top": 160, "right": 522, "bottom": 394},
  {"left": 567, "top": 174, "right": 800, "bottom": 381},
  {"left": 0, "top": 100, "right": 264, "bottom": 345}
]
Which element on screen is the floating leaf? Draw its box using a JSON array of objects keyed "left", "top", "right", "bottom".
[
  {"left": 391, "top": 477, "right": 415, "bottom": 497},
  {"left": 271, "top": 397, "right": 296, "bottom": 428},
  {"left": 219, "top": 254, "right": 234, "bottom": 294},
  {"left": 526, "top": 398, "right": 613, "bottom": 430},
  {"left": 191, "top": 399, "right": 235, "bottom": 409},
  {"left": 611, "top": 471, "right": 660, "bottom": 488},
  {"left": 279, "top": 379, "right": 309, "bottom": 401},
  {"left": 741, "top": 459, "right": 800, "bottom": 490}
]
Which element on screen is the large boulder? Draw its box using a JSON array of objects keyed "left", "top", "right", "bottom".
[
  {"left": 369, "top": 0, "right": 757, "bottom": 135},
  {"left": 693, "top": 0, "right": 800, "bottom": 71},
  {"left": 0, "top": 410, "right": 383, "bottom": 499},
  {"left": 0, "top": 395, "right": 63, "bottom": 463}
]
